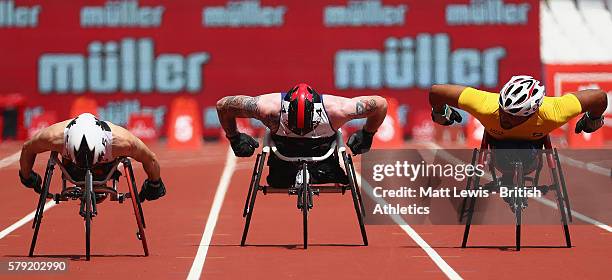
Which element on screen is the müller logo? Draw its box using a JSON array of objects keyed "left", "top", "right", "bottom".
[
  {"left": 0, "top": 0, "right": 40, "bottom": 27},
  {"left": 446, "top": 0, "right": 531, "bottom": 26},
  {"left": 80, "top": 0, "right": 165, "bottom": 28},
  {"left": 324, "top": 0, "right": 407, "bottom": 27},
  {"left": 38, "top": 38, "right": 210, "bottom": 94},
  {"left": 202, "top": 0, "right": 286, "bottom": 27},
  {"left": 334, "top": 33, "right": 506, "bottom": 90}
]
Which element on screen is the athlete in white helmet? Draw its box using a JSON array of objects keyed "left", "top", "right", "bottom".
[
  {"left": 428, "top": 75, "right": 606, "bottom": 140},
  {"left": 428, "top": 75, "right": 607, "bottom": 208},
  {"left": 19, "top": 113, "right": 165, "bottom": 202}
]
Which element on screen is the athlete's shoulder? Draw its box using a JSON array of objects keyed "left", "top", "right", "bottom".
[
  {"left": 458, "top": 87, "right": 499, "bottom": 115},
  {"left": 461, "top": 87, "right": 498, "bottom": 96},
  {"left": 538, "top": 94, "right": 582, "bottom": 123}
]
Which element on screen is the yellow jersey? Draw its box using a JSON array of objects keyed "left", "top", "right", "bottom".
[{"left": 458, "top": 87, "right": 583, "bottom": 140}]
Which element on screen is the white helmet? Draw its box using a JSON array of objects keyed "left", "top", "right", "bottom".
[
  {"left": 499, "top": 75, "right": 545, "bottom": 116},
  {"left": 64, "top": 113, "right": 110, "bottom": 168}
]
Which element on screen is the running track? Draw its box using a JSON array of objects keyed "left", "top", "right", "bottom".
[{"left": 0, "top": 141, "right": 611, "bottom": 279}]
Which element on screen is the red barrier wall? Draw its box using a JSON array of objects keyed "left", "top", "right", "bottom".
[{"left": 0, "top": 0, "right": 540, "bottom": 136}]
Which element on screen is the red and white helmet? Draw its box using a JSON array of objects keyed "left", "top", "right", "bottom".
[{"left": 499, "top": 75, "right": 545, "bottom": 116}]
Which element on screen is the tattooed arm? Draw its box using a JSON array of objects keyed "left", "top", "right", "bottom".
[
  {"left": 328, "top": 95, "right": 388, "bottom": 133},
  {"left": 215, "top": 93, "right": 280, "bottom": 137}
]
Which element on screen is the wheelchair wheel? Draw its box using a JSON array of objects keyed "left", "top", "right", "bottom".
[
  {"left": 125, "top": 160, "right": 146, "bottom": 228},
  {"left": 342, "top": 151, "right": 368, "bottom": 246},
  {"left": 84, "top": 169, "right": 93, "bottom": 261},
  {"left": 29, "top": 156, "right": 56, "bottom": 257},
  {"left": 512, "top": 162, "right": 524, "bottom": 251},
  {"left": 301, "top": 163, "right": 309, "bottom": 249}
]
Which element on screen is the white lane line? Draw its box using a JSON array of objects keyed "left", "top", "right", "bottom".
[
  {"left": 533, "top": 197, "right": 612, "bottom": 233},
  {"left": 0, "top": 200, "right": 56, "bottom": 239},
  {"left": 425, "top": 143, "right": 612, "bottom": 233},
  {"left": 187, "top": 147, "right": 236, "bottom": 280},
  {"left": 0, "top": 151, "right": 20, "bottom": 169},
  {"left": 356, "top": 171, "right": 462, "bottom": 280},
  {"left": 0, "top": 151, "right": 60, "bottom": 240},
  {"left": 556, "top": 153, "right": 609, "bottom": 176}
]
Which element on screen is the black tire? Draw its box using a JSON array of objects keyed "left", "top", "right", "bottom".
[
  {"left": 461, "top": 149, "right": 482, "bottom": 248},
  {"left": 554, "top": 148, "right": 572, "bottom": 222},
  {"left": 240, "top": 152, "right": 266, "bottom": 246},
  {"left": 243, "top": 154, "right": 262, "bottom": 217},
  {"left": 29, "top": 159, "right": 55, "bottom": 257},
  {"left": 301, "top": 163, "right": 309, "bottom": 249},
  {"left": 348, "top": 154, "right": 366, "bottom": 218},
  {"left": 513, "top": 163, "right": 523, "bottom": 251},
  {"left": 85, "top": 210, "right": 91, "bottom": 260},
  {"left": 85, "top": 170, "right": 93, "bottom": 261},
  {"left": 460, "top": 149, "right": 478, "bottom": 222},
  {"left": 342, "top": 152, "right": 368, "bottom": 246}
]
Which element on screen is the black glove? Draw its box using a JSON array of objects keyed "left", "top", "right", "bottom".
[
  {"left": 431, "top": 104, "right": 462, "bottom": 126},
  {"left": 228, "top": 132, "right": 259, "bottom": 157},
  {"left": 139, "top": 178, "right": 166, "bottom": 202},
  {"left": 347, "top": 129, "right": 375, "bottom": 155},
  {"left": 19, "top": 170, "right": 42, "bottom": 194},
  {"left": 575, "top": 112, "right": 604, "bottom": 134}
]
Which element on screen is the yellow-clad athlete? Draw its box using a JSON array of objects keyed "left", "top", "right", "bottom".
[
  {"left": 428, "top": 75, "right": 607, "bottom": 207},
  {"left": 429, "top": 75, "right": 607, "bottom": 141}
]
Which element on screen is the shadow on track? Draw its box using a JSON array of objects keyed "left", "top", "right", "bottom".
[
  {"left": 4, "top": 254, "right": 147, "bottom": 261},
  {"left": 207, "top": 243, "right": 367, "bottom": 250},
  {"left": 400, "top": 245, "right": 572, "bottom": 251}
]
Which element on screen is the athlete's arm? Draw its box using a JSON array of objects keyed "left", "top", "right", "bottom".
[
  {"left": 108, "top": 123, "right": 160, "bottom": 181},
  {"left": 334, "top": 95, "right": 388, "bottom": 133},
  {"left": 428, "top": 84, "right": 466, "bottom": 111},
  {"left": 572, "top": 89, "right": 608, "bottom": 117},
  {"left": 19, "top": 120, "right": 69, "bottom": 176},
  {"left": 428, "top": 84, "right": 467, "bottom": 125},
  {"left": 216, "top": 93, "right": 280, "bottom": 137}
]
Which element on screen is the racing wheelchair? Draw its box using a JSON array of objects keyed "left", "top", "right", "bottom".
[
  {"left": 459, "top": 133, "right": 572, "bottom": 251},
  {"left": 29, "top": 152, "right": 148, "bottom": 260},
  {"left": 240, "top": 130, "right": 368, "bottom": 249}
]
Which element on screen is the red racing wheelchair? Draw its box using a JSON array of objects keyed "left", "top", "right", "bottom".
[{"left": 29, "top": 151, "right": 149, "bottom": 260}]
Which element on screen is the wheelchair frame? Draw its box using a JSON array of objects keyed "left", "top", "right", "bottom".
[
  {"left": 240, "top": 130, "right": 368, "bottom": 249},
  {"left": 459, "top": 133, "right": 572, "bottom": 251},
  {"left": 29, "top": 152, "right": 149, "bottom": 260}
]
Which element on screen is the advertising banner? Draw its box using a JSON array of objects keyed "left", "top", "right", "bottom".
[
  {"left": 0, "top": 0, "right": 540, "bottom": 137},
  {"left": 545, "top": 64, "right": 612, "bottom": 143}
]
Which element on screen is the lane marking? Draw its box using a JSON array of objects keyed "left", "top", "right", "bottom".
[
  {"left": 0, "top": 200, "right": 57, "bottom": 240},
  {"left": 0, "top": 151, "right": 61, "bottom": 241},
  {"left": 555, "top": 153, "right": 609, "bottom": 176},
  {"left": 425, "top": 144, "right": 612, "bottom": 233},
  {"left": 534, "top": 197, "right": 612, "bottom": 233},
  {"left": 0, "top": 151, "right": 20, "bottom": 169},
  {"left": 187, "top": 147, "right": 236, "bottom": 280},
  {"left": 356, "top": 172, "right": 462, "bottom": 280}
]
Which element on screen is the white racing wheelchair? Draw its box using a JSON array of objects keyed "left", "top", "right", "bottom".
[
  {"left": 240, "top": 130, "right": 368, "bottom": 249},
  {"left": 29, "top": 152, "right": 149, "bottom": 260}
]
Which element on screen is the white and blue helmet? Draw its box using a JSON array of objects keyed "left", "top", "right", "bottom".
[{"left": 64, "top": 113, "right": 110, "bottom": 168}]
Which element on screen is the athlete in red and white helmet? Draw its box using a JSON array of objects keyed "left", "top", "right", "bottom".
[
  {"left": 216, "top": 83, "right": 388, "bottom": 187},
  {"left": 19, "top": 113, "right": 166, "bottom": 202}
]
